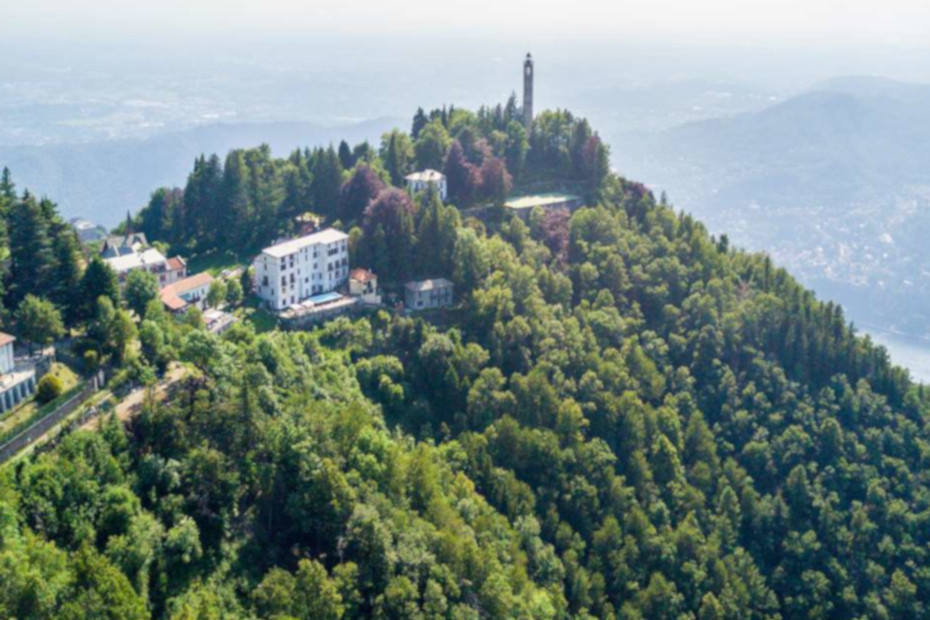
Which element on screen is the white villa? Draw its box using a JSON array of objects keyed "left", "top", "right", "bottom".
[
  {"left": 0, "top": 333, "right": 37, "bottom": 413},
  {"left": 160, "top": 272, "right": 214, "bottom": 313},
  {"left": 252, "top": 228, "right": 350, "bottom": 311},
  {"left": 101, "top": 233, "right": 187, "bottom": 288},
  {"left": 405, "top": 169, "right": 448, "bottom": 201}
]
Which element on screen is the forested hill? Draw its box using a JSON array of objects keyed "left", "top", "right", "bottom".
[{"left": 1, "top": 104, "right": 929, "bottom": 619}]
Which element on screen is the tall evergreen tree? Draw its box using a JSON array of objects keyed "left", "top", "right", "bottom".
[
  {"left": 220, "top": 150, "right": 251, "bottom": 249},
  {"left": 338, "top": 140, "right": 354, "bottom": 171},
  {"left": 49, "top": 223, "right": 82, "bottom": 324},
  {"left": 7, "top": 194, "right": 53, "bottom": 306},
  {"left": 411, "top": 107, "right": 428, "bottom": 140},
  {"left": 415, "top": 187, "right": 460, "bottom": 276},
  {"left": 380, "top": 130, "right": 414, "bottom": 187},
  {"left": 77, "top": 256, "right": 120, "bottom": 324},
  {"left": 281, "top": 150, "right": 313, "bottom": 220},
  {"left": 245, "top": 145, "right": 281, "bottom": 245},
  {"left": 312, "top": 146, "right": 345, "bottom": 219}
]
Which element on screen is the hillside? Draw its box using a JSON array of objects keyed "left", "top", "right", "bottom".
[
  {"left": 0, "top": 117, "right": 401, "bottom": 228},
  {"left": 1, "top": 104, "right": 929, "bottom": 618},
  {"left": 616, "top": 76, "right": 930, "bottom": 344}
]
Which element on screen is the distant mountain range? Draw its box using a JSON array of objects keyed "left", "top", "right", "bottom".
[
  {"left": 0, "top": 117, "right": 402, "bottom": 228},
  {"left": 616, "top": 76, "right": 930, "bottom": 345}
]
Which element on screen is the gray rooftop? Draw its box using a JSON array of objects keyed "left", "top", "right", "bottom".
[{"left": 405, "top": 278, "right": 453, "bottom": 292}]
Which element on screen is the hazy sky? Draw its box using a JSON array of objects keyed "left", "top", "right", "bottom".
[{"left": 5, "top": 0, "right": 930, "bottom": 46}]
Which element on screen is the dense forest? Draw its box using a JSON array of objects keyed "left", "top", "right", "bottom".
[
  {"left": 1, "top": 103, "right": 929, "bottom": 619},
  {"left": 132, "top": 99, "right": 609, "bottom": 262}
]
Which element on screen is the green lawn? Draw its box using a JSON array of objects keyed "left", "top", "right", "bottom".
[
  {"left": 237, "top": 298, "right": 278, "bottom": 333},
  {"left": 0, "top": 363, "right": 81, "bottom": 437},
  {"left": 186, "top": 248, "right": 252, "bottom": 276}
]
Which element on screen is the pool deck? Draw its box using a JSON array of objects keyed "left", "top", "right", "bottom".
[{"left": 504, "top": 192, "right": 582, "bottom": 211}]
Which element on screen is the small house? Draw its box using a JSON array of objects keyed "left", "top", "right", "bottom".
[
  {"left": 160, "top": 272, "right": 214, "bottom": 313},
  {"left": 405, "top": 169, "right": 447, "bottom": 201},
  {"left": 349, "top": 268, "right": 381, "bottom": 305},
  {"left": 404, "top": 278, "right": 454, "bottom": 311}
]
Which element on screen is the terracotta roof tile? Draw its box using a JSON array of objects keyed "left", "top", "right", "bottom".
[{"left": 350, "top": 268, "right": 376, "bottom": 283}]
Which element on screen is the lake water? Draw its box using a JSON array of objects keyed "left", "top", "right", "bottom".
[{"left": 866, "top": 329, "right": 930, "bottom": 384}]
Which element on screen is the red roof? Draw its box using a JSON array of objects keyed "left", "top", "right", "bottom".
[
  {"left": 167, "top": 256, "right": 186, "bottom": 271},
  {"left": 0, "top": 332, "right": 15, "bottom": 347},
  {"left": 350, "top": 268, "right": 376, "bottom": 283},
  {"left": 160, "top": 272, "right": 213, "bottom": 311}
]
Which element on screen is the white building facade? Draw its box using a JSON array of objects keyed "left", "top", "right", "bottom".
[
  {"left": 404, "top": 278, "right": 454, "bottom": 310},
  {"left": 253, "top": 228, "right": 350, "bottom": 311},
  {"left": 405, "top": 169, "right": 448, "bottom": 201},
  {"left": 0, "top": 334, "right": 37, "bottom": 413}
]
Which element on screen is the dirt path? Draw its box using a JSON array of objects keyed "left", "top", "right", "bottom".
[{"left": 79, "top": 365, "right": 186, "bottom": 432}]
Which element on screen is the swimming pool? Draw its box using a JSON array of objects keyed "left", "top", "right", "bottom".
[{"left": 309, "top": 292, "right": 342, "bottom": 305}]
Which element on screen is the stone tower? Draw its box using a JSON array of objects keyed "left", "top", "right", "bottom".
[{"left": 523, "top": 53, "right": 534, "bottom": 131}]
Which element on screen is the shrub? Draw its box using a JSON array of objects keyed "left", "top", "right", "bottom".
[
  {"left": 84, "top": 350, "right": 100, "bottom": 373},
  {"left": 36, "top": 374, "right": 63, "bottom": 403}
]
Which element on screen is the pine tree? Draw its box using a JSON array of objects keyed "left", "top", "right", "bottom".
[
  {"left": 380, "top": 130, "right": 414, "bottom": 187},
  {"left": 338, "top": 140, "right": 354, "bottom": 170},
  {"left": 7, "top": 194, "right": 53, "bottom": 306},
  {"left": 220, "top": 150, "right": 251, "bottom": 249},
  {"left": 78, "top": 256, "right": 120, "bottom": 324},
  {"left": 0, "top": 167, "right": 15, "bottom": 202},
  {"left": 49, "top": 224, "right": 82, "bottom": 324},
  {"left": 411, "top": 107, "right": 428, "bottom": 140},
  {"left": 312, "top": 146, "right": 344, "bottom": 219}
]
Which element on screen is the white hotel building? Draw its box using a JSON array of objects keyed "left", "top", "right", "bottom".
[
  {"left": 0, "top": 333, "right": 37, "bottom": 413},
  {"left": 252, "top": 228, "right": 350, "bottom": 311}
]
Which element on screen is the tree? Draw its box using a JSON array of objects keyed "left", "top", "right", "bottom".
[
  {"left": 225, "top": 278, "right": 243, "bottom": 306},
  {"left": 182, "top": 154, "right": 223, "bottom": 250},
  {"left": 579, "top": 135, "right": 610, "bottom": 202},
  {"left": 78, "top": 257, "right": 120, "bottom": 324},
  {"left": 219, "top": 150, "right": 252, "bottom": 248},
  {"left": 361, "top": 188, "right": 417, "bottom": 282},
  {"left": 140, "top": 187, "right": 181, "bottom": 243},
  {"left": 504, "top": 120, "right": 529, "bottom": 180},
  {"left": 139, "top": 320, "right": 170, "bottom": 372},
  {"left": 293, "top": 559, "right": 345, "bottom": 620},
  {"left": 48, "top": 227, "right": 82, "bottom": 323},
  {"left": 380, "top": 129, "right": 414, "bottom": 186},
  {"left": 312, "top": 146, "right": 345, "bottom": 219},
  {"left": 281, "top": 150, "right": 313, "bottom": 221},
  {"left": 123, "top": 270, "right": 160, "bottom": 320},
  {"left": 240, "top": 267, "right": 253, "bottom": 298},
  {"left": 452, "top": 228, "right": 489, "bottom": 295},
  {"left": 411, "top": 107, "right": 429, "bottom": 139},
  {"left": 36, "top": 373, "right": 64, "bottom": 403},
  {"left": 478, "top": 157, "right": 513, "bottom": 205},
  {"left": 206, "top": 280, "right": 227, "bottom": 309},
  {"left": 15, "top": 295, "right": 64, "bottom": 352},
  {"left": 7, "top": 194, "right": 53, "bottom": 305},
  {"left": 414, "top": 119, "right": 451, "bottom": 171},
  {"left": 90, "top": 297, "right": 136, "bottom": 365},
  {"left": 338, "top": 140, "right": 354, "bottom": 170},
  {"left": 443, "top": 140, "right": 480, "bottom": 206},
  {"left": 338, "top": 164, "right": 386, "bottom": 223},
  {"left": 415, "top": 188, "right": 460, "bottom": 276}
]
